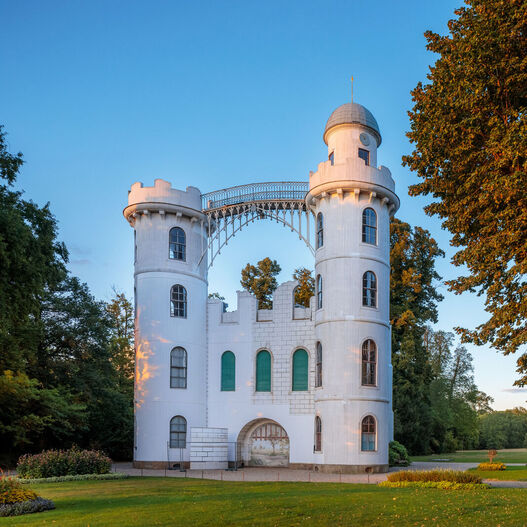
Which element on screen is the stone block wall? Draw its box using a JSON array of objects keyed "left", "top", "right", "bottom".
[{"left": 190, "top": 427, "right": 228, "bottom": 470}]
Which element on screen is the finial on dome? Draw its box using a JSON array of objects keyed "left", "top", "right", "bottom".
[{"left": 351, "top": 76, "right": 354, "bottom": 104}]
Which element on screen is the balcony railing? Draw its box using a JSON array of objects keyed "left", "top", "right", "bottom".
[{"left": 201, "top": 181, "right": 308, "bottom": 211}]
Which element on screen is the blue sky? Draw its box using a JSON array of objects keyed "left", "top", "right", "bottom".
[{"left": 1, "top": 0, "right": 525, "bottom": 409}]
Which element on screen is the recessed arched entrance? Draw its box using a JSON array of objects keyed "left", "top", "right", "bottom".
[{"left": 237, "top": 419, "right": 289, "bottom": 467}]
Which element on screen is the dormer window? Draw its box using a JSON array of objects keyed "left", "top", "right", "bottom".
[
  {"left": 329, "top": 152, "right": 334, "bottom": 166},
  {"left": 358, "top": 148, "right": 369, "bottom": 166}
]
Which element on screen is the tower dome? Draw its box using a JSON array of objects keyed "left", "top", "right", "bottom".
[{"left": 323, "top": 102, "right": 381, "bottom": 146}]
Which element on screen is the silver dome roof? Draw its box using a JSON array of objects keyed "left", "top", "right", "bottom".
[{"left": 323, "top": 102, "right": 381, "bottom": 146}]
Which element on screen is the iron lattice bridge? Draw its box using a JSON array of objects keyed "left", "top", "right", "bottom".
[{"left": 199, "top": 182, "right": 313, "bottom": 268}]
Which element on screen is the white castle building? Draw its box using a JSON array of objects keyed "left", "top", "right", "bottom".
[{"left": 124, "top": 101, "right": 399, "bottom": 473}]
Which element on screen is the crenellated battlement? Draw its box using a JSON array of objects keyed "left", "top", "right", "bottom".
[
  {"left": 124, "top": 179, "right": 204, "bottom": 225},
  {"left": 208, "top": 281, "right": 313, "bottom": 328}
]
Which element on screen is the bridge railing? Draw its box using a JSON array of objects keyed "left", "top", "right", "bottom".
[{"left": 201, "top": 181, "right": 308, "bottom": 211}]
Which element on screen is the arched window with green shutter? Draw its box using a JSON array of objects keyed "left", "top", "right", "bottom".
[
  {"left": 255, "top": 350, "right": 271, "bottom": 392},
  {"left": 292, "top": 349, "right": 308, "bottom": 391},
  {"left": 221, "top": 351, "right": 235, "bottom": 391}
]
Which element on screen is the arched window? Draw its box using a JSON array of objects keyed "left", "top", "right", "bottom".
[
  {"left": 316, "top": 275, "right": 322, "bottom": 310},
  {"left": 362, "top": 340, "right": 376, "bottom": 386},
  {"left": 314, "top": 416, "right": 322, "bottom": 452},
  {"left": 361, "top": 415, "right": 376, "bottom": 451},
  {"left": 169, "top": 227, "right": 186, "bottom": 260},
  {"left": 316, "top": 213, "right": 324, "bottom": 249},
  {"left": 315, "top": 342, "right": 322, "bottom": 388},
  {"left": 292, "top": 349, "right": 308, "bottom": 391},
  {"left": 362, "top": 208, "right": 377, "bottom": 245},
  {"left": 362, "top": 271, "right": 377, "bottom": 308},
  {"left": 221, "top": 351, "right": 235, "bottom": 391},
  {"left": 255, "top": 350, "right": 271, "bottom": 392},
  {"left": 170, "top": 347, "right": 187, "bottom": 388},
  {"left": 171, "top": 284, "right": 187, "bottom": 317},
  {"left": 169, "top": 416, "right": 187, "bottom": 448}
]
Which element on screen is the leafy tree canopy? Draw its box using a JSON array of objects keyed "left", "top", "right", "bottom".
[
  {"left": 403, "top": 0, "right": 527, "bottom": 384},
  {"left": 240, "top": 257, "right": 281, "bottom": 309},
  {"left": 292, "top": 267, "right": 314, "bottom": 308}
]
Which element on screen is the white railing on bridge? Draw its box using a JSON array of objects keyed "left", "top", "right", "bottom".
[{"left": 201, "top": 181, "right": 308, "bottom": 211}]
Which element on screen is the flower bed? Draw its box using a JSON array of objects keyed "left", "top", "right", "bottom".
[
  {"left": 477, "top": 462, "right": 506, "bottom": 471},
  {"left": 0, "top": 497, "right": 55, "bottom": 517},
  {"left": 0, "top": 474, "right": 55, "bottom": 517},
  {"left": 17, "top": 447, "right": 111, "bottom": 478},
  {"left": 379, "top": 481, "right": 489, "bottom": 490},
  {"left": 387, "top": 469, "right": 482, "bottom": 484}
]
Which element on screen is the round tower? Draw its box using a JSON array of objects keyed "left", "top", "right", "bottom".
[
  {"left": 124, "top": 179, "right": 208, "bottom": 468},
  {"left": 307, "top": 103, "right": 399, "bottom": 472}
]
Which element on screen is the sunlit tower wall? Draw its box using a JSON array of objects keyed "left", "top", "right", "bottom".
[
  {"left": 307, "top": 103, "right": 399, "bottom": 472},
  {"left": 124, "top": 179, "right": 208, "bottom": 468}
]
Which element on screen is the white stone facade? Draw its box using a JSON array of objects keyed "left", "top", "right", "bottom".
[{"left": 124, "top": 102, "right": 399, "bottom": 473}]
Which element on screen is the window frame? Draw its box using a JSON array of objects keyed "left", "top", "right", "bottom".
[
  {"left": 361, "top": 339, "right": 377, "bottom": 387},
  {"left": 362, "top": 271, "right": 377, "bottom": 308},
  {"left": 329, "top": 151, "right": 335, "bottom": 166},
  {"left": 315, "top": 342, "right": 322, "bottom": 388},
  {"left": 358, "top": 148, "right": 370, "bottom": 166},
  {"left": 361, "top": 415, "right": 377, "bottom": 452},
  {"left": 169, "top": 415, "right": 187, "bottom": 449},
  {"left": 314, "top": 416, "right": 322, "bottom": 452},
  {"left": 169, "top": 227, "right": 186, "bottom": 261},
  {"left": 255, "top": 350, "right": 272, "bottom": 392},
  {"left": 292, "top": 348, "right": 309, "bottom": 391},
  {"left": 170, "top": 284, "right": 188, "bottom": 318},
  {"left": 362, "top": 208, "right": 377, "bottom": 246},
  {"left": 170, "top": 347, "right": 187, "bottom": 389},
  {"left": 316, "top": 213, "right": 324, "bottom": 249},
  {"left": 221, "top": 350, "right": 236, "bottom": 391},
  {"left": 316, "top": 274, "right": 322, "bottom": 310}
]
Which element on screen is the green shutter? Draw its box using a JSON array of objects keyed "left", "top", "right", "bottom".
[
  {"left": 292, "top": 349, "right": 308, "bottom": 391},
  {"left": 256, "top": 351, "right": 271, "bottom": 391},
  {"left": 221, "top": 351, "right": 235, "bottom": 391}
]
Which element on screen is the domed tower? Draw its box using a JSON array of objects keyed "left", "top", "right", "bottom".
[
  {"left": 307, "top": 103, "right": 399, "bottom": 472},
  {"left": 124, "top": 179, "right": 208, "bottom": 468}
]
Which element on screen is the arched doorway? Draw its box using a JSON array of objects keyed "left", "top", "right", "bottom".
[{"left": 237, "top": 419, "right": 290, "bottom": 467}]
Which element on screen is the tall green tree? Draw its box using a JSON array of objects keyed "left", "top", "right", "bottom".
[
  {"left": 38, "top": 277, "right": 134, "bottom": 460},
  {"left": 292, "top": 267, "right": 314, "bottom": 308},
  {"left": 403, "top": 0, "right": 527, "bottom": 384},
  {"left": 240, "top": 257, "right": 281, "bottom": 309},
  {"left": 390, "top": 219, "right": 444, "bottom": 454},
  {"left": 107, "top": 290, "right": 135, "bottom": 384},
  {"left": 0, "top": 127, "right": 68, "bottom": 373}
]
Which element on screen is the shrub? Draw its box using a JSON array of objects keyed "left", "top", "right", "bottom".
[
  {"left": 0, "top": 476, "right": 37, "bottom": 504},
  {"left": 387, "top": 469, "right": 482, "bottom": 484},
  {"left": 379, "top": 481, "right": 489, "bottom": 490},
  {"left": 0, "top": 497, "right": 55, "bottom": 517},
  {"left": 389, "top": 441, "right": 410, "bottom": 466},
  {"left": 478, "top": 462, "right": 506, "bottom": 471},
  {"left": 18, "top": 473, "right": 129, "bottom": 484},
  {"left": 17, "top": 447, "right": 111, "bottom": 478}
]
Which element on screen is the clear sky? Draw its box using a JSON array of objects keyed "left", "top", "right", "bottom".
[{"left": 1, "top": 0, "right": 525, "bottom": 409}]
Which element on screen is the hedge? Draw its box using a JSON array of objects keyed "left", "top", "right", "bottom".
[
  {"left": 18, "top": 473, "right": 129, "bottom": 484},
  {"left": 17, "top": 447, "right": 111, "bottom": 478}
]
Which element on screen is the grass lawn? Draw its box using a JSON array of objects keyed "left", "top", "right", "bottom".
[
  {"left": 469, "top": 465, "right": 527, "bottom": 481},
  {"left": 2, "top": 477, "right": 527, "bottom": 527},
  {"left": 411, "top": 448, "right": 527, "bottom": 464}
]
